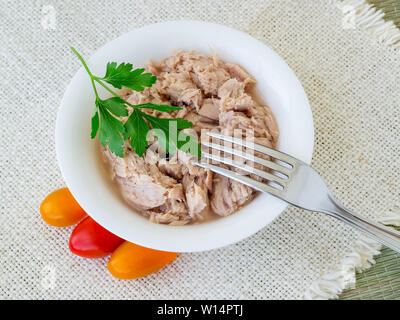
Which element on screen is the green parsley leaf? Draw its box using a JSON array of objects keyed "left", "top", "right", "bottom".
[
  {"left": 96, "top": 99, "right": 125, "bottom": 157},
  {"left": 101, "top": 97, "right": 128, "bottom": 117},
  {"left": 101, "top": 62, "right": 156, "bottom": 91},
  {"left": 124, "top": 109, "right": 150, "bottom": 157},
  {"left": 90, "top": 111, "right": 99, "bottom": 139},
  {"left": 135, "top": 103, "right": 182, "bottom": 112},
  {"left": 141, "top": 112, "right": 193, "bottom": 130},
  {"left": 140, "top": 112, "right": 199, "bottom": 156},
  {"left": 71, "top": 47, "right": 198, "bottom": 158}
]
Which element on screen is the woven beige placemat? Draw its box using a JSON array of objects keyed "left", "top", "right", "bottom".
[
  {"left": 339, "top": 0, "right": 400, "bottom": 300},
  {"left": 0, "top": 0, "right": 399, "bottom": 299}
]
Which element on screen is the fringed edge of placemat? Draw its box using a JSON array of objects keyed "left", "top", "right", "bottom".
[
  {"left": 303, "top": 0, "right": 400, "bottom": 299},
  {"left": 339, "top": 0, "right": 400, "bottom": 47},
  {"left": 304, "top": 236, "right": 382, "bottom": 299},
  {"left": 378, "top": 205, "right": 400, "bottom": 227},
  {"left": 304, "top": 204, "right": 400, "bottom": 299}
]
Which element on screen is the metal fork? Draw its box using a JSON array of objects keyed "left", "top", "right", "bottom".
[{"left": 194, "top": 132, "right": 400, "bottom": 253}]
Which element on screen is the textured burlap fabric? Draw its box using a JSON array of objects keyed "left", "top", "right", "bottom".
[{"left": 1, "top": 0, "right": 399, "bottom": 299}]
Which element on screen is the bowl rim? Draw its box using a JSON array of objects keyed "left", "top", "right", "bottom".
[{"left": 56, "top": 20, "right": 314, "bottom": 252}]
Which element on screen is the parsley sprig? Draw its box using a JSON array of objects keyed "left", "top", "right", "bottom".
[{"left": 70, "top": 47, "right": 200, "bottom": 158}]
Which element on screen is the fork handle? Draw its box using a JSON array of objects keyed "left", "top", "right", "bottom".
[{"left": 321, "top": 194, "right": 400, "bottom": 253}]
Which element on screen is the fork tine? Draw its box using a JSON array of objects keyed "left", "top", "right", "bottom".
[
  {"left": 206, "top": 131, "right": 296, "bottom": 166},
  {"left": 202, "top": 152, "right": 287, "bottom": 187},
  {"left": 201, "top": 141, "right": 292, "bottom": 176},
  {"left": 193, "top": 161, "right": 282, "bottom": 197}
]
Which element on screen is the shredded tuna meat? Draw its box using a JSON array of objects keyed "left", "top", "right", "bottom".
[{"left": 101, "top": 50, "right": 279, "bottom": 225}]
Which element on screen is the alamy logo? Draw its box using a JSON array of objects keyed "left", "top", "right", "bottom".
[
  {"left": 41, "top": 5, "right": 56, "bottom": 30},
  {"left": 41, "top": 265, "right": 56, "bottom": 290}
]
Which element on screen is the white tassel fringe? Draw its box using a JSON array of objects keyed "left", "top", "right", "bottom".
[
  {"left": 378, "top": 205, "right": 400, "bottom": 227},
  {"left": 339, "top": 0, "right": 400, "bottom": 47},
  {"left": 304, "top": 204, "right": 400, "bottom": 299},
  {"left": 303, "top": 236, "right": 381, "bottom": 299}
]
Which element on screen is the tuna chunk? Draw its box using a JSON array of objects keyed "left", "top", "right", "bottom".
[
  {"left": 191, "top": 64, "right": 231, "bottom": 96},
  {"left": 157, "top": 50, "right": 231, "bottom": 96},
  {"left": 210, "top": 174, "right": 254, "bottom": 216},
  {"left": 198, "top": 98, "right": 220, "bottom": 121},
  {"left": 219, "top": 109, "right": 278, "bottom": 143},
  {"left": 126, "top": 80, "right": 167, "bottom": 106},
  {"left": 103, "top": 148, "right": 187, "bottom": 221},
  {"left": 160, "top": 71, "right": 203, "bottom": 109},
  {"left": 248, "top": 105, "right": 279, "bottom": 143},
  {"left": 218, "top": 79, "right": 245, "bottom": 98},
  {"left": 182, "top": 175, "right": 208, "bottom": 219},
  {"left": 145, "top": 144, "right": 184, "bottom": 180},
  {"left": 145, "top": 59, "right": 161, "bottom": 76},
  {"left": 183, "top": 111, "right": 219, "bottom": 134},
  {"left": 218, "top": 79, "right": 255, "bottom": 113},
  {"left": 224, "top": 63, "right": 256, "bottom": 86},
  {"left": 159, "top": 50, "right": 215, "bottom": 73},
  {"left": 102, "top": 50, "right": 279, "bottom": 224},
  {"left": 146, "top": 141, "right": 213, "bottom": 221}
]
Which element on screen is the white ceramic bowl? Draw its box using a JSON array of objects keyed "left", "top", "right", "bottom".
[{"left": 56, "top": 21, "right": 314, "bottom": 252}]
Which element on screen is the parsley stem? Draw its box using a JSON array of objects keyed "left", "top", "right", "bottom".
[
  {"left": 70, "top": 47, "right": 93, "bottom": 76},
  {"left": 71, "top": 47, "right": 149, "bottom": 110},
  {"left": 93, "top": 77, "right": 120, "bottom": 98},
  {"left": 70, "top": 46, "right": 99, "bottom": 99},
  {"left": 93, "top": 77, "right": 141, "bottom": 110}
]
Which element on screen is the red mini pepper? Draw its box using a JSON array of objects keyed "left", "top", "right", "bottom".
[{"left": 69, "top": 217, "right": 124, "bottom": 258}]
